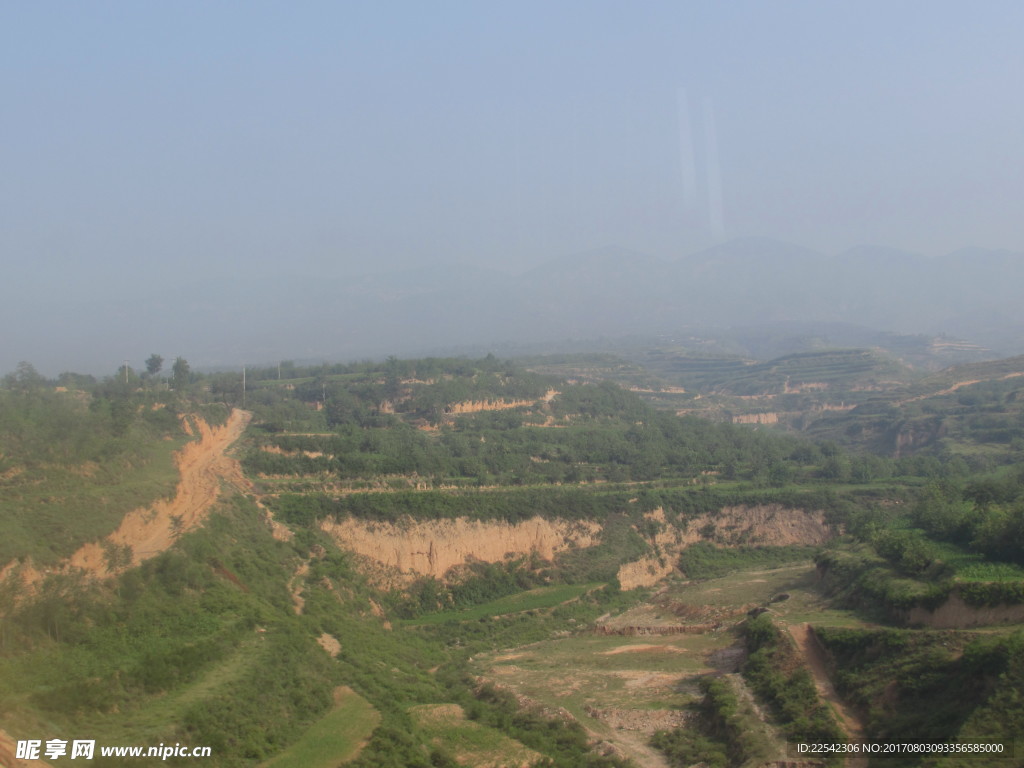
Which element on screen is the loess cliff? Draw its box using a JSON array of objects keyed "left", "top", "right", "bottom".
[
  {"left": 321, "top": 515, "right": 602, "bottom": 579},
  {"left": 320, "top": 504, "right": 835, "bottom": 589}
]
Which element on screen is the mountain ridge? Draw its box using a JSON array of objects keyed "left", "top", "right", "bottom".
[{"left": 8, "top": 238, "right": 1024, "bottom": 375}]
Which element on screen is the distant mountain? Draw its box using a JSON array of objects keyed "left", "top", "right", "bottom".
[
  {"left": 669, "top": 238, "right": 835, "bottom": 326},
  {"left": 8, "top": 239, "right": 1024, "bottom": 375}
]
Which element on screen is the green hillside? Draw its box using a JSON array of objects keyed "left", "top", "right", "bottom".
[
  {"left": 0, "top": 365, "right": 190, "bottom": 566},
  {"left": 655, "top": 348, "right": 912, "bottom": 397}
]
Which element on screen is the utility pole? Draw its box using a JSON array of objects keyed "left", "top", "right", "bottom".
[
  {"left": 124, "top": 360, "right": 129, "bottom": 384},
  {"left": 242, "top": 365, "right": 246, "bottom": 407}
]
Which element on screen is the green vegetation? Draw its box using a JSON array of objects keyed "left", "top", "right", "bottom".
[
  {"left": 816, "top": 627, "right": 1024, "bottom": 764},
  {"left": 0, "top": 364, "right": 187, "bottom": 565},
  {"left": 403, "top": 583, "right": 600, "bottom": 625},
  {"left": 239, "top": 356, "right": 950, "bottom": 493},
  {"left": 1, "top": 498, "right": 339, "bottom": 766},
  {"left": 740, "top": 615, "right": 845, "bottom": 745},
  {"left": 434, "top": 681, "right": 632, "bottom": 768},
  {"left": 408, "top": 703, "right": 541, "bottom": 767},
  {"left": 813, "top": 468, "right": 1024, "bottom": 619},
  {"left": 661, "top": 348, "right": 911, "bottom": 397},
  {"left": 805, "top": 365, "right": 1024, "bottom": 462},
  {"left": 264, "top": 688, "right": 380, "bottom": 768},
  {"left": 651, "top": 676, "right": 772, "bottom": 768},
  {"left": 678, "top": 543, "right": 820, "bottom": 580},
  {"left": 7, "top": 348, "right": 1024, "bottom": 766}
]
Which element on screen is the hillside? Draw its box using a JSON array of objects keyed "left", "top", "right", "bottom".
[
  {"left": 800, "top": 354, "right": 1024, "bottom": 459},
  {"left": 3, "top": 355, "right": 1024, "bottom": 766},
  {"left": 647, "top": 348, "right": 911, "bottom": 397},
  {"left": 527, "top": 346, "right": 1024, "bottom": 465}
]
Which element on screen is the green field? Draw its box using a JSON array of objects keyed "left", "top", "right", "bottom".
[
  {"left": 75, "top": 634, "right": 264, "bottom": 748},
  {"left": 924, "top": 541, "right": 1024, "bottom": 582},
  {"left": 669, "top": 562, "right": 871, "bottom": 627},
  {"left": 409, "top": 703, "right": 540, "bottom": 766}
]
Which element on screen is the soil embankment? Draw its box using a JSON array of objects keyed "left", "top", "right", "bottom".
[
  {"left": 617, "top": 505, "right": 836, "bottom": 589},
  {"left": 321, "top": 504, "right": 833, "bottom": 588},
  {"left": 906, "top": 591, "right": 1024, "bottom": 628},
  {"left": 322, "top": 516, "right": 601, "bottom": 580},
  {"left": 72, "top": 408, "right": 251, "bottom": 573}
]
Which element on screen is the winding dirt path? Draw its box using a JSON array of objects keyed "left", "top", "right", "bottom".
[
  {"left": 7, "top": 409, "right": 251, "bottom": 589},
  {"left": 290, "top": 560, "right": 310, "bottom": 615},
  {"left": 789, "top": 623, "right": 868, "bottom": 768},
  {"left": 601, "top": 728, "right": 671, "bottom": 768},
  {"left": 895, "top": 371, "right": 1024, "bottom": 406}
]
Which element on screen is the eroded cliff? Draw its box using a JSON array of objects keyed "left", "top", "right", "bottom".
[
  {"left": 617, "top": 504, "right": 836, "bottom": 589},
  {"left": 321, "top": 515, "right": 602, "bottom": 579},
  {"left": 320, "top": 503, "right": 835, "bottom": 590}
]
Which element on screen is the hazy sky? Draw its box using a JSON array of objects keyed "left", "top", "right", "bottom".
[{"left": 3, "top": 2, "right": 1024, "bottom": 371}]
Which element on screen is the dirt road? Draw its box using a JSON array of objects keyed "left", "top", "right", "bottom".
[
  {"left": 895, "top": 371, "right": 1024, "bottom": 406},
  {"left": 789, "top": 623, "right": 868, "bottom": 768}
]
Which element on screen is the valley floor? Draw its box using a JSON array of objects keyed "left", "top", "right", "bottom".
[{"left": 471, "top": 561, "right": 873, "bottom": 767}]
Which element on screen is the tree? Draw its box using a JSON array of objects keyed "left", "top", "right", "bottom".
[
  {"left": 145, "top": 354, "right": 164, "bottom": 376},
  {"left": 110, "top": 395, "right": 135, "bottom": 436},
  {"left": 3, "top": 361, "right": 47, "bottom": 393},
  {"left": 171, "top": 357, "right": 190, "bottom": 390}
]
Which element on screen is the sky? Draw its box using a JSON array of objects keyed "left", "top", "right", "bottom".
[{"left": 2, "top": 2, "right": 1024, "bottom": 372}]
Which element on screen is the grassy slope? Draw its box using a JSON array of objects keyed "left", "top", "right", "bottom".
[
  {"left": 264, "top": 687, "right": 380, "bottom": 768},
  {"left": 1, "top": 496, "right": 344, "bottom": 767},
  {"left": 403, "top": 583, "right": 601, "bottom": 626},
  {"left": 0, "top": 433, "right": 186, "bottom": 567},
  {"left": 409, "top": 703, "right": 541, "bottom": 766}
]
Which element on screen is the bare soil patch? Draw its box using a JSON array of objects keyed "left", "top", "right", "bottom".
[
  {"left": 600, "top": 644, "right": 687, "bottom": 656},
  {"left": 612, "top": 671, "right": 688, "bottom": 691},
  {"left": 317, "top": 633, "right": 341, "bottom": 657},
  {"left": 321, "top": 515, "right": 600, "bottom": 581},
  {"left": 290, "top": 561, "right": 310, "bottom": 615},
  {"left": 584, "top": 706, "right": 690, "bottom": 732}
]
